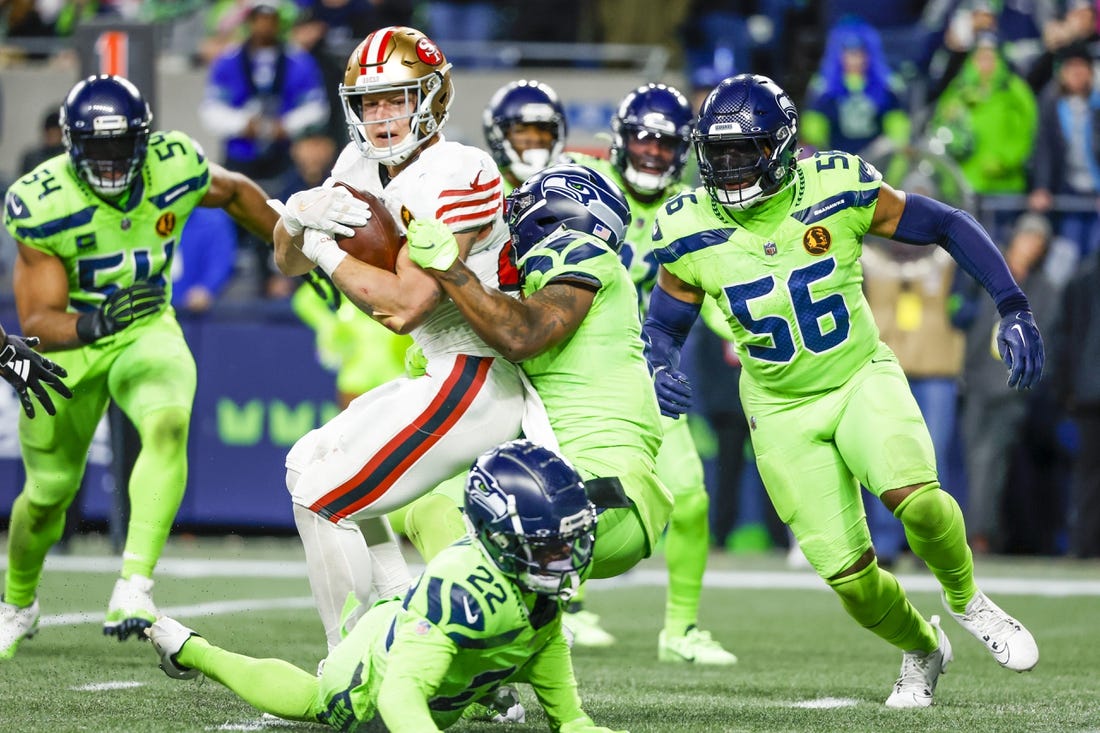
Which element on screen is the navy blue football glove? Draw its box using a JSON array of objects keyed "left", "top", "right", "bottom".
[
  {"left": 996, "top": 309, "right": 1044, "bottom": 390},
  {"left": 654, "top": 365, "right": 693, "bottom": 418}
]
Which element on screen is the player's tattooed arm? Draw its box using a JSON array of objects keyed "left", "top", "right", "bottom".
[{"left": 434, "top": 262, "right": 595, "bottom": 362}]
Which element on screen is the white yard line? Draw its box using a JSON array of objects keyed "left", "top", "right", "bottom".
[
  {"left": 15, "top": 554, "right": 1100, "bottom": 597},
  {"left": 41, "top": 596, "right": 316, "bottom": 628}
]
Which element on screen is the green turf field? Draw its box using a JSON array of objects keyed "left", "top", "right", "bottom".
[{"left": 1, "top": 536, "right": 1097, "bottom": 733}]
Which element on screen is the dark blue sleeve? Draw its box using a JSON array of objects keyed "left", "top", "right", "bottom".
[
  {"left": 891, "top": 193, "right": 1030, "bottom": 316},
  {"left": 641, "top": 284, "right": 701, "bottom": 370}
]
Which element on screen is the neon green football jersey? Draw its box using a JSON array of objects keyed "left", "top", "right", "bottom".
[
  {"left": 3, "top": 131, "right": 211, "bottom": 314},
  {"left": 328, "top": 539, "right": 586, "bottom": 732},
  {"left": 518, "top": 229, "right": 663, "bottom": 468},
  {"left": 653, "top": 151, "right": 884, "bottom": 395}
]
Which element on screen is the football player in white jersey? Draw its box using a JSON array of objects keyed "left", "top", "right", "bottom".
[{"left": 270, "top": 26, "right": 534, "bottom": 651}]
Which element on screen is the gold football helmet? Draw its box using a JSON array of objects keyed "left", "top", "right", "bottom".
[{"left": 340, "top": 26, "right": 454, "bottom": 165}]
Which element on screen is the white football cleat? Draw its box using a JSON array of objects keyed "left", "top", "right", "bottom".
[
  {"left": 944, "top": 590, "right": 1038, "bottom": 672},
  {"left": 885, "top": 615, "right": 953, "bottom": 709},
  {"left": 103, "top": 574, "right": 159, "bottom": 641},
  {"left": 145, "top": 617, "right": 201, "bottom": 680},
  {"left": 0, "top": 597, "right": 40, "bottom": 661},
  {"left": 487, "top": 685, "right": 525, "bottom": 724},
  {"left": 562, "top": 609, "right": 615, "bottom": 647}
]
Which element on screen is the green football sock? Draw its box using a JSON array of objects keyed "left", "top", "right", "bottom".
[
  {"left": 176, "top": 636, "right": 319, "bottom": 722},
  {"left": 664, "top": 490, "right": 709, "bottom": 634},
  {"left": 403, "top": 493, "right": 465, "bottom": 562},
  {"left": 894, "top": 482, "right": 976, "bottom": 614},
  {"left": 4, "top": 493, "right": 68, "bottom": 607},
  {"left": 121, "top": 407, "right": 189, "bottom": 579},
  {"left": 827, "top": 560, "right": 937, "bottom": 653}
]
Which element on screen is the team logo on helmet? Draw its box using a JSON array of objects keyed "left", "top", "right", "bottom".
[
  {"left": 155, "top": 212, "right": 176, "bottom": 237},
  {"left": 803, "top": 226, "right": 831, "bottom": 255},
  {"left": 416, "top": 37, "right": 443, "bottom": 66}
]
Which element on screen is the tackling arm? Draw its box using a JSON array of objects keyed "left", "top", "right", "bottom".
[
  {"left": 406, "top": 217, "right": 594, "bottom": 361},
  {"left": 430, "top": 258, "right": 593, "bottom": 362}
]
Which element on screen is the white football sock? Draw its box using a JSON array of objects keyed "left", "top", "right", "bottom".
[
  {"left": 293, "top": 503, "right": 374, "bottom": 652},
  {"left": 359, "top": 515, "right": 412, "bottom": 600}
]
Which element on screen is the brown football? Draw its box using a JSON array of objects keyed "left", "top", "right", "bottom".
[{"left": 331, "top": 181, "right": 402, "bottom": 272}]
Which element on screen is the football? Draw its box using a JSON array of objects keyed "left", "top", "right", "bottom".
[{"left": 331, "top": 181, "right": 403, "bottom": 272}]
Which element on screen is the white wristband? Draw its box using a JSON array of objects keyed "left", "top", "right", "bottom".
[{"left": 302, "top": 230, "right": 348, "bottom": 277}]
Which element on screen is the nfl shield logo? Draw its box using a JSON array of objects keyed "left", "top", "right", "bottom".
[{"left": 763, "top": 241, "right": 777, "bottom": 256}]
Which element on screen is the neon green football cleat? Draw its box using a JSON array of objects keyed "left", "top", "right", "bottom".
[{"left": 658, "top": 625, "right": 738, "bottom": 665}]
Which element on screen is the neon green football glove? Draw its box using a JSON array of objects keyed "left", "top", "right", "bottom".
[{"left": 406, "top": 217, "right": 459, "bottom": 271}]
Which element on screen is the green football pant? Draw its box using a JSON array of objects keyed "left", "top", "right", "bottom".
[
  {"left": 656, "top": 414, "right": 709, "bottom": 634},
  {"left": 6, "top": 315, "right": 195, "bottom": 606},
  {"left": 742, "top": 343, "right": 972, "bottom": 647}
]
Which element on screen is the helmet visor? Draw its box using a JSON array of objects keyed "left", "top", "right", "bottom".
[{"left": 702, "top": 137, "right": 774, "bottom": 186}]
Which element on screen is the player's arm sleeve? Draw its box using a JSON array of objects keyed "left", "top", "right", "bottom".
[
  {"left": 376, "top": 616, "right": 457, "bottom": 733},
  {"left": 889, "top": 192, "right": 1029, "bottom": 317},
  {"left": 515, "top": 630, "right": 593, "bottom": 731}
]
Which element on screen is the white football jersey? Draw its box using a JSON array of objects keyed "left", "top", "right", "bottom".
[{"left": 328, "top": 137, "right": 516, "bottom": 360}]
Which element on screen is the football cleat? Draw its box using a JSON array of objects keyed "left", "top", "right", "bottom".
[
  {"left": 0, "top": 597, "right": 40, "bottom": 660},
  {"left": 562, "top": 609, "right": 615, "bottom": 647},
  {"left": 461, "top": 685, "right": 526, "bottom": 724},
  {"left": 145, "top": 617, "right": 201, "bottom": 680},
  {"left": 944, "top": 590, "right": 1038, "bottom": 672},
  {"left": 658, "top": 625, "right": 738, "bottom": 665},
  {"left": 885, "top": 615, "right": 952, "bottom": 709},
  {"left": 103, "top": 574, "right": 159, "bottom": 640}
]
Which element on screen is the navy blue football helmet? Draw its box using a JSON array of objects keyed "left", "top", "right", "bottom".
[
  {"left": 483, "top": 80, "right": 567, "bottom": 182},
  {"left": 507, "top": 163, "right": 631, "bottom": 260},
  {"left": 610, "top": 83, "right": 693, "bottom": 195},
  {"left": 693, "top": 74, "right": 799, "bottom": 210},
  {"left": 465, "top": 440, "right": 597, "bottom": 601},
  {"left": 60, "top": 75, "right": 152, "bottom": 198}
]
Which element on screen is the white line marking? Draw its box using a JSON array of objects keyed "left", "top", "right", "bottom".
[
  {"left": 41, "top": 597, "right": 316, "bottom": 628},
  {"left": 70, "top": 681, "right": 145, "bottom": 692},
  {"left": 14, "top": 555, "right": 1100, "bottom": 597},
  {"left": 790, "top": 697, "right": 860, "bottom": 709}
]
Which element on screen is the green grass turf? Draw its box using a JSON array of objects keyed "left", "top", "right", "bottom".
[{"left": 1, "top": 537, "right": 1098, "bottom": 733}]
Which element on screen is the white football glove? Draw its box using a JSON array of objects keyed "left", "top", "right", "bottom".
[
  {"left": 267, "top": 186, "right": 371, "bottom": 238},
  {"left": 301, "top": 228, "right": 348, "bottom": 277}
]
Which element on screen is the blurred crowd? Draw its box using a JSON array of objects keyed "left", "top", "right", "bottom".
[{"left": 1, "top": 0, "right": 1098, "bottom": 560}]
